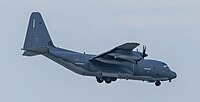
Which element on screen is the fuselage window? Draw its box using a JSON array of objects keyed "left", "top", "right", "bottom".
[{"left": 144, "top": 67, "right": 151, "bottom": 71}]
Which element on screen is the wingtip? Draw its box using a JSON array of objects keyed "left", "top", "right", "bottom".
[
  {"left": 125, "top": 42, "right": 140, "bottom": 46},
  {"left": 31, "top": 12, "right": 41, "bottom": 15},
  {"left": 124, "top": 42, "right": 140, "bottom": 45},
  {"left": 117, "top": 42, "right": 140, "bottom": 50}
]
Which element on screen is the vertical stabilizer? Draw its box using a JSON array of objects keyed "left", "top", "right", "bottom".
[{"left": 22, "top": 12, "right": 54, "bottom": 56}]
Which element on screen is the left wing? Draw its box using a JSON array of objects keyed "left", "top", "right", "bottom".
[{"left": 89, "top": 43, "right": 142, "bottom": 64}]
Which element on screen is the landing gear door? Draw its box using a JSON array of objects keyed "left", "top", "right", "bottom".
[
  {"left": 132, "top": 63, "right": 138, "bottom": 75},
  {"left": 102, "top": 72, "right": 119, "bottom": 78},
  {"left": 132, "top": 64, "right": 135, "bottom": 75}
]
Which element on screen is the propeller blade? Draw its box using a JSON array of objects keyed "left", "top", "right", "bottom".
[{"left": 142, "top": 45, "right": 146, "bottom": 58}]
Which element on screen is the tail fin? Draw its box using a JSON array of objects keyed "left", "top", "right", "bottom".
[{"left": 22, "top": 12, "right": 55, "bottom": 56}]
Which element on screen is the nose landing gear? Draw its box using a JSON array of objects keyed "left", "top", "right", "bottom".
[{"left": 155, "top": 81, "right": 161, "bottom": 86}]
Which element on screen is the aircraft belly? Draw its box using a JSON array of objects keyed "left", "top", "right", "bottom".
[
  {"left": 119, "top": 75, "right": 168, "bottom": 81},
  {"left": 102, "top": 72, "right": 119, "bottom": 77}
]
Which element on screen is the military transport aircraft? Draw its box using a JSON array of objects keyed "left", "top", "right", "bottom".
[{"left": 22, "top": 12, "right": 177, "bottom": 86}]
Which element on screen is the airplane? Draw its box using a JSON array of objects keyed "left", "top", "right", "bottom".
[{"left": 22, "top": 12, "right": 177, "bottom": 86}]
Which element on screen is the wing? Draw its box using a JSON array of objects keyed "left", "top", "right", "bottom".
[{"left": 89, "top": 43, "right": 142, "bottom": 64}]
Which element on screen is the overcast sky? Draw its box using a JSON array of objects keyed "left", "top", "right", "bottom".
[{"left": 0, "top": 0, "right": 200, "bottom": 102}]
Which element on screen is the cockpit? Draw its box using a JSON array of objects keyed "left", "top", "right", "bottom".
[{"left": 163, "top": 65, "right": 168, "bottom": 68}]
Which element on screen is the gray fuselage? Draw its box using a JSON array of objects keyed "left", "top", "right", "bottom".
[{"left": 44, "top": 46, "right": 176, "bottom": 82}]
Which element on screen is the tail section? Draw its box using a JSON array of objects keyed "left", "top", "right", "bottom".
[{"left": 22, "top": 12, "right": 54, "bottom": 56}]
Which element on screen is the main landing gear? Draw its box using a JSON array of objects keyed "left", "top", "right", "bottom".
[
  {"left": 96, "top": 77, "right": 117, "bottom": 84},
  {"left": 155, "top": 81, "right": 161, "bottom": 86},
  {"left": 96, "top": 78, "right": 104, "bottom": 83}
]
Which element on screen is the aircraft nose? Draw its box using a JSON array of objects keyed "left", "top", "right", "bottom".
[{"left": 171, "top": 71, "right": 177, "bottom": 79}]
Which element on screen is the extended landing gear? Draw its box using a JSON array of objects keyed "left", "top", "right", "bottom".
[
  {"left": 96, "top": 78, "right": 104, "bottom": 83},
  {"left": 155, "top": 81, "right": 161, "bottom": 86},
  {"left": 96, "top": 77, "right": 117, "bottom": 84},
  {"left": 105, "top": 80, "right": 112, "bottom": 84}
]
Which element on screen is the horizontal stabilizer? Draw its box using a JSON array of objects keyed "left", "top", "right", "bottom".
[
  {"left": 23, "top": 51, "right": 39, "bottom": 56},
  {"left": 22, "top": 47, "right": 49, "bottom": 56}
]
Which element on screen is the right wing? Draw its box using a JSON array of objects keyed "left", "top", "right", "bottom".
[{"left": 89, "top": 43, "right": 142, "bottom": 65}]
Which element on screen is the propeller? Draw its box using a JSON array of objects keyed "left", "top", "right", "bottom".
[
  {"left": 133, "top": 45, "right": 147, "bottom": 73},
  {"left": 142, "top": 45, "right": 147, "bottom": 58}
]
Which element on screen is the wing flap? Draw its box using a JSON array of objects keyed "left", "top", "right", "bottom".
[{"left": 108, "top": 53, "right": 142, "bottom": 62}]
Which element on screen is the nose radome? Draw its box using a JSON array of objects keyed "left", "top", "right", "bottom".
[{"left": 171, "top": 71, "right": 177, "bottom": 79}]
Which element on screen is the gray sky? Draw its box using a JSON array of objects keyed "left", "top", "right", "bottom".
[{"left": 0, "top": 0, "right": 200, "bottom": 102}]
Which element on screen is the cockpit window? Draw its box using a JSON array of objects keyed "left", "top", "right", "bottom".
[{"left": 163, "top": 65, "right": 168, "bottom": 68}]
